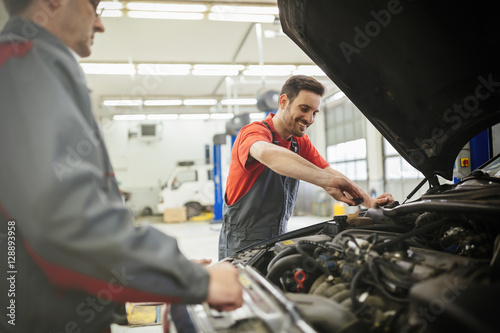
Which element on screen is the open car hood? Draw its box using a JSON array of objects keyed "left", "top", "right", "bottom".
[{"left": 278, "top": 0, "right": 500, "bottom": 180}]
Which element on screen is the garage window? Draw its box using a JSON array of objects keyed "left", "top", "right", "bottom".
[
  {"left": 325, "top": 100, "right": 368, "bottom": 181},
  {"left": 327, "top": 139, "right": 367, "bottom": 181},
  {"left": 383, "top": 139, "right": 424, "bottom": 179}
]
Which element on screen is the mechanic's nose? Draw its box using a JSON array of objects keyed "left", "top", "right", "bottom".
[
  {"left": 94, "top": 16, "right": 105, "bottom": 33},
  {"left": 305, "top": 111, "right": 314, "bottom": 124}
]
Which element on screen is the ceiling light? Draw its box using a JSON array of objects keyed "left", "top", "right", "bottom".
[
  {"left": 183, "top": 99, "right": 218, "bottom": 106},
  {"left": 127, "top": 11, "right": 204, "bottom": 20},
  {"left": 333, "top": 91, "right": 346, "bottom": 100},
  {"left": 138, "top": 64, "right": 191, "bottom": 76},
  {"left": 249, "top": 112, "right": 266, "bottom": 120},
  {"left": 98, "top": 1, "right": 123, "bottom": 10},
  {"left": 221, "top": 98, "right": 257, "bottom": 106},
  {"left": 191, "top": 64, "right": 244, "bottom": 76},
  {"left": 208, "top": 13, "right": 275, "bottom": 23},
  {"left": 210, "top": 113, "right": 234, "bottom": 120},
  {"left": 146, "top": 114, "right": 179, "bottom": 120},
  {"left": 243, "top": 65, "right": 296, "bottom": 76},
  {"left": 126, "top": 3, "right": 207, "bottom": 12},
  {"left": 113, "top": 114, "right": 146, "bottom": 121},
  {"left": 210, "top": 5, "right": 279, "bottom": 15},
  {"left": 103, "top": 100, "right": 142, "bottom": 107},
  {"left": 179, "top": 114, "right": 210, "bottom": 120},
  {"left": 100, "top": 10, "right": 123, "bottom": 18},
  {"left": 144, "top": 100, "right": 182, "bottom": 106},
  {"left": 293, "top": 65, "right": 327, "bottom": 76},
  {"left": 81, "top": 63, "right": 136, "bottom": 75}
]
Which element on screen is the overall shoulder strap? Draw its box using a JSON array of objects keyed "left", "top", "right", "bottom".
[{"left": 261, "top": 121, "right": 298, "bottom": 153}]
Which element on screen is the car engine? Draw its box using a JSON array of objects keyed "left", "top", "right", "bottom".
[
  {"left": 217, "top": 196, "right": 500, "bottom": 333},
  {"left": 171, "top": 178, "right": 500, "bottom": 333}
]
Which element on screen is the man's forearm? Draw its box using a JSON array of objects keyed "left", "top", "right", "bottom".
[
  {"left": 250, "top": 141, "right": 364, "bottom": 204},
  {"left": 250, "top": 141, "right": 332, "bottom": 187}
]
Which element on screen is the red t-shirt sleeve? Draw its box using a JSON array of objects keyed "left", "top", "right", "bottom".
[
  {"left": 225, "top": 122, "right": 272, "bottom": 205},
  {"left": 235, "top": 122, "right": 272, "bottom": 171}
]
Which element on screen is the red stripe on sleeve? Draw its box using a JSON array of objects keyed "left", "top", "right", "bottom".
[
  {"left": 24, "top": 241, "right": 182, "bottom": 304},
  {"left": 0, "top": 40, "right": 33, "bottom": 68}
]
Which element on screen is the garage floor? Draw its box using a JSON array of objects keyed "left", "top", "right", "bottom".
[{"left": 111, "top": 214, "right": 330, "bottom": 333}]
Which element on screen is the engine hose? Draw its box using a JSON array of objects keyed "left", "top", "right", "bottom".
[
  {"left": 265, "top": 254, "right": 305, "bottom": 286},
  {"left": 296, "top": 240, "right": 334, "bottom": 279},
  {"left": 350, "top": 265, "right": 369, "bottom": 311},
  {"left": 266, "top": 243, "right": 317, "bottom": 274},
  {"left": 331, "top": 289, "right": 351, "bottom": 303},
  {"left": 322, "top": 282, "right": 349, "bottom": 298},
  {"left": 368, "top": 258, "right": 409, "bottom": 303},
  {"left": 371, "top": 219, "right": 449, "bottom": 253}
]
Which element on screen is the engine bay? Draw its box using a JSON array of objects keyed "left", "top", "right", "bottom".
[{"left": 222, "top": 201, "right": 500, "bottom": 333}]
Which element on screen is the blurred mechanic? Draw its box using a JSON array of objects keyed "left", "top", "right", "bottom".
[
  {"left": 219, "top": 75, "right": 394, "bottom": 259},
  {"left": 0, "top": 0, "right": 242, "bottom": 332}
]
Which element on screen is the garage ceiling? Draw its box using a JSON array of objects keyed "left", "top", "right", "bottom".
[{"left": 1, "top": 1, "right": 338, "bottom": 119}]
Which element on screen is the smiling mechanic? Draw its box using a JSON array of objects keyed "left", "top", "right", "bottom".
[{"left": 218, "top": 75, "right": 394, "bottom": 259}]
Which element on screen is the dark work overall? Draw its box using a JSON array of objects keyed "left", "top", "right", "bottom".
[{"left": 218, "top": 122, "right": 299, "bottom": 260}]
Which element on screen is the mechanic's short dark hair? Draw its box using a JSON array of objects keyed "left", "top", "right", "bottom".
[
  {"left": 280, "top": 75, "right": 325, "bottom": 104},
  {"left": 2, "top": 0, "right": 33, "bottom": 16}
]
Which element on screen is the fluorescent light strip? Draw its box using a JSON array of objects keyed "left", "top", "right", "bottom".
[
  {"left": 244, "top": 65, "right": 296, "bottom": 76},
  {"left": 138, "top": 64, "right": 191, "bottom": 76},
  {"left": 144, "top": 100, "right": 182, "bottom": 106},
  {"left": 183, "top": 99, "right": 218, "bottom": 106},
  {"left": 333, "top": 91, "right": 346, "bottom": 100},
  {"left": 147, "top": 114, "right": 179, "bottom": 120},
  {"left": 208, "top": 13, "right": 275, "bottom": 23},
  {"left": 100, "top": 10, "right": 123, "bottom": 18},
  {"left": 81, "top": 63, "right": 136, "bottom": 75},
  {"left": 293, "top": 65, "right": 327, "bottom": 76},
  {"left": 249, "top": 112, "right": 266, "bottom": 120},
  {"left": 98, "top": 1, "right": 123, "bottom": 10},
  {"left": 104, "top": 100, "right": 142, "bottom": 107},
  {"left": 211, "top": 5, "right": 279, "bottom": 15},
  {"left": 126, "top": 3, "right": 207, "bottom": 12},
  {"left": 210, "top": 113, "right": 234, "bottom": 120},
  {"left": 221, "top": 98, "right": 257, "bottom": 106},
  {"left": 179, "top": 114, "right": 210, "bottom": 120},
  {"left": 127, "top": 11, "right": 204, "bottom": 20},
  {"left": 191, "top": 64, "right": 244, "bottom": 76},
  {"left": 113, "top": 114, "right": 146, "bottom": 121}
]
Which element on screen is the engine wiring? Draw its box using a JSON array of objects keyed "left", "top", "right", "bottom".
[{"left": 260, "top": 210, "right": 498, "bottom": 332}]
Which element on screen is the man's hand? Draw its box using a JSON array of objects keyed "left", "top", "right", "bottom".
[
  {"left": 366, "top": 193, "right": 394, "bottom": 208},
  {"left": 323, "top": 176, "right": 364, "bottom": 206},
  {"left": 191, "top": 258, "right": 212, "bottom": 266},
  {"left": 205, "top": 262, "right": 243, "bottom": 312}
]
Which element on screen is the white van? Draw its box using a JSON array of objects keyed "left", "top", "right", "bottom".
[{"left": 157, "top": 162, "right": 215, "bottom": 218}]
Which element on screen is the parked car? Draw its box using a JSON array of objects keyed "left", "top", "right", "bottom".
[
  {"left": 157, "top": 162, "right": 214, "bottom": 218},
  {"left": 169, "top": 1, "right": 500, "bottom": 332}
]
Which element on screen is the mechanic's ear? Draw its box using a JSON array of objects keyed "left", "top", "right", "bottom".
[
  {"left": 278, "top": 94, "right": 288, "bottom": 109},
  {"left": 45, "top": 0, "right": 63, "bottom": 10}
]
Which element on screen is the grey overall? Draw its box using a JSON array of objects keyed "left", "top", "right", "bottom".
[{"left": 218, "top": 122, "right": 299, "bottom": 260}]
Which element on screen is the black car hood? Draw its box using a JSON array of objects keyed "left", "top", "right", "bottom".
[{"left": 278, "top": 0, "right": 500, "bottom": 180}]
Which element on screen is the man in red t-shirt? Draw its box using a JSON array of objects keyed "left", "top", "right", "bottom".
[{"left": 218, "top": 75, "right": 394, "bottom": 259}]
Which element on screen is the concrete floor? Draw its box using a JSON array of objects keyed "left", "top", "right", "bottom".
[{"left": 111, "top": 214, "right": 330, "bottom": 333}]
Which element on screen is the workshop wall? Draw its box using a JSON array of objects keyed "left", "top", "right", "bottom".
[{"left": 100, "top": 118, "right": 227, "bottom": 189}]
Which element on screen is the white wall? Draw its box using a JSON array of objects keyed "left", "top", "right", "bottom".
[{"left": 100, "top": 118, "right": 227, "bottom": 189}]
